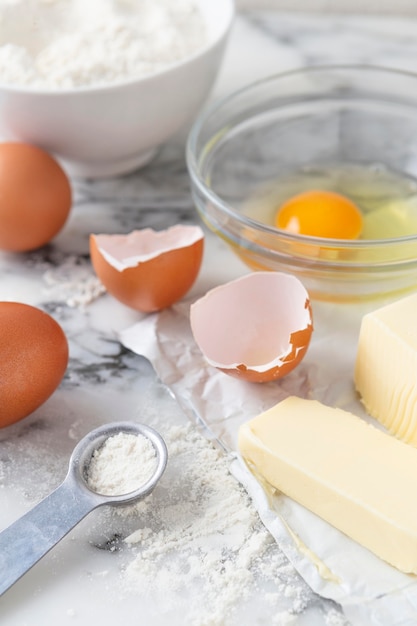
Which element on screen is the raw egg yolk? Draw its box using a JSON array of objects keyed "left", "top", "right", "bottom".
[{"left": 275, "top": 189, "right": 363, "bottom": 239}]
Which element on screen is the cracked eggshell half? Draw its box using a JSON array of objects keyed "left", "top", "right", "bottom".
[
  {"left": 90, "top": 225, "right": 204, "bottom": 313},
  {"left": 190, "top": 272, "right": 313, "bottom": 383}
]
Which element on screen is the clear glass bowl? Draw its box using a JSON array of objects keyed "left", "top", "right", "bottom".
[{"left": 186, "top": 65, "right": 417, "bottom": 302}]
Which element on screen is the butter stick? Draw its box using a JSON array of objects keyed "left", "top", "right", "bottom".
[
  {"left": 355, "top": 292, "right": 417, "bottom": 446},
  {"left": 238, "top": 396, "right": 417, "bottom": 574}
]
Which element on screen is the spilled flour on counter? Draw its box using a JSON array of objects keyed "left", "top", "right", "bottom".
[
  {"left": 0, "top": 402, "right": 347, "bottom": 623},
  {"left": 100, "top": 424, "right": 343, "bottom": 625},
  {"left": 42, "top": 256, "right": 105, "bottom": 309}
]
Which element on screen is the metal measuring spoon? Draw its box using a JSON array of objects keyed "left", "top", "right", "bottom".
[{"left": 0, "top": 421, "right": 168, "bottom": 596}]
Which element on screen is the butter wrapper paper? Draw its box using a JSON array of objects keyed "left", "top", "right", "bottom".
[{"left": 120, "top": 300, "right": 417, "bottom": 626}]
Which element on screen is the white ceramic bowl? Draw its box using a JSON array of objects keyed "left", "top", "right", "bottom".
[{"left": 0, "top": 0, "right": 234, "bottom": 178}]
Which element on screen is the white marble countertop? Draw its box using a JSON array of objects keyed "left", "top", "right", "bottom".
[{"left": 2, "top": 11, "right": 417, "bottom": 626}]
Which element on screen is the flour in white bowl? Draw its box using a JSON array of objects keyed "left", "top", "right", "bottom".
[{"left": 0, "top": 0, "right": 208, "bottom": 89}]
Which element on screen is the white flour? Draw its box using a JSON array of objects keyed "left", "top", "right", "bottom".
[
  {"left": 0, "top": 0, "right": 208, "bottom": 89},
  {"left": 0, "top": 407, "right": 347, "bottom": 623},
  {"left": 87, "top": 432, "right": 157, "bottom": 496},
  {"left": 42, "top": 255, "right": 106, "bottom": 309},
  {"left": 108, "top": 424, "right": 337, "bottom": 625}
]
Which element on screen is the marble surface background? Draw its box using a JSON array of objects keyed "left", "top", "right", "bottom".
[
  {"left": 236, "top": 1, "right": 417, "bottom": 14},
  {"left": 2, "top": 9, "right": 417, "bottom": 626}
]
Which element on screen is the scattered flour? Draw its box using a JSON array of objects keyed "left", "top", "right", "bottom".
[
  {"left": 87, "top": 432, "right": 157, "bottom": 496},
  {"left": 42, "top": 255, "right": 105, "bottom": 309},
  {"left": 0, "top": 0, "right": 208, "bottom": 89},
  {"left": 0, "top": 407, "right": 347, "bottom": 623},
  {"left": 103, "top": 423, "right": 340, "bottom": 625}
]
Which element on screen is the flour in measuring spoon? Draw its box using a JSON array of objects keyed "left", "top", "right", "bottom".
[
  {"left": 87, "top": 432, "right": 157, "bottom": 496},
  {"left": 0, "top": 0, "right": 208, "bottom": 89}
]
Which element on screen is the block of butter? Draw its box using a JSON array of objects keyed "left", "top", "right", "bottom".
[
  {"left": 238, "top": 396, "right": 417, "bottom": 573},
  {"left": 355, "top": 292, "right": 417, "bottom": 446}
]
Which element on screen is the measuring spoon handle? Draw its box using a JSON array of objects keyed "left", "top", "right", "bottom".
[{"left": 0, "top": 477, "right": 96, "bottom": 596}]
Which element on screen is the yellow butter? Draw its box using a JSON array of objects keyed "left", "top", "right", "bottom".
[
  {"left": 238, "top": 396, "right": 417, "bottom": 574},
  {"left": 355, "top": 292, "right": 417, "bottom": 446}
]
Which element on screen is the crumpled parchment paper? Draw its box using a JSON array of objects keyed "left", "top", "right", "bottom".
[{"left": 119, "top": 298, "right": 417, "bottom": 626}]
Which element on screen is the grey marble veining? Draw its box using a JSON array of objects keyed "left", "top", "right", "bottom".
[{"left": 244, "top": 13, "right": 417, "bottom": 69}]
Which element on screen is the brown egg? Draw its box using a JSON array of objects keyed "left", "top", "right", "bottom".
[
  {"left": 0, "top": 142, "right": 72, "bottom": 252},
  {"left": 0, "top": 302, "right": 69, "bottom": 427},
  {"left": 190, "top": 272, "right": 313, "bottom": 383},
  {"left": 90, "top": 225, "right": 204, "bottom": 313}
]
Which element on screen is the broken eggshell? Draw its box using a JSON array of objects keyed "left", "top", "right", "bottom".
[
  {"left": 90, "top": 225, "right": 204, "bottom": 313},
  {"left": 190, "top": 271, "right": 313, "bottom": 383}
]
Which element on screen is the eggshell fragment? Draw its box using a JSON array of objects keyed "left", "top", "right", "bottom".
[
  {"left": 90, "top": 225, "right": 204, "bottom": 313},
  {"left": 190, "top": 272, "right": 313, "bottom": 383},
  {"left": 0, "top": 302, "right": 69, "bottom": 427}
]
